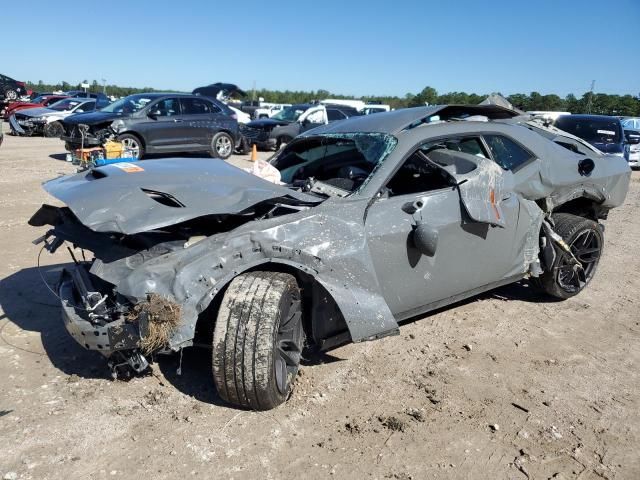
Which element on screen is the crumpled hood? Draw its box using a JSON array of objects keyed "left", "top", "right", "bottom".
[
  {"left": 43, "top": 158, "right": 321, "bottom": 234},
  {"left": 64, "top": 111, "right": 123, "bottom": 126},
  {"left": 246, "top": 118, "right": 291, "bottom": 129}
]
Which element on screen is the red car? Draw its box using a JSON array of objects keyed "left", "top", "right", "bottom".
[{"left": 3, "top": 94, "right": 69, "bottom": 120}]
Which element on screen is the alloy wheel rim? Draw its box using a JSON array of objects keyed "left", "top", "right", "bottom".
[
  {"left": 274, "top": 292, "right": 303, "bottom": 395},
  {"left": 121, "top": 138, "right": 140, "bottom": 158},
  {"left": 557, "top": 229, "right": 601, "bottom": 292},
  {"left": 215, "top": 136, "right": 231, "bottom": 156}
]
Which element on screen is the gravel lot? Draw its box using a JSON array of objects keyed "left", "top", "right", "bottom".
[{"left": 0, "top": 122, "right": 638, "bottom": 480}]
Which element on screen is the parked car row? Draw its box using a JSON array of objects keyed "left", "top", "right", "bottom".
[{"left": 61, "top": 93, "right": 240, "bottom": 159}]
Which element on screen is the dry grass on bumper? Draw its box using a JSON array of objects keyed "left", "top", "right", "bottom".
[{"left": 128, "top": 294, "right": 180, "bottom": 353}]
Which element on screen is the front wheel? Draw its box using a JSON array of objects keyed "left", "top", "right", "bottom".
[
  {"left": 117, "top": 134, "right": 144, "bottom": 160},
  {"left": 210, "top": 132, "right": 234, "bottom": 159},
  {"left": 538, "top": 213, "right": 604, "bottom": 299},
  {"left": 212, "top": 272, "right": 304, "bottom": 410},
  {"left": 43, "top": 121, "right": 64, "bottom": 138}
]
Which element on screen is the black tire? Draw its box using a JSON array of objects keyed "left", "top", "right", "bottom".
[
  {"left": 275, "top": 135, "right": 292, "bottom": 151},
  {"left": 538, "top": 213, "right": 604, "bottom": 299},
  {"left": 212, "top": 272, "right": 304, "bottom": 410},
  {"left": 210, "top": 132, "right": 234, "bottom": 159},
  {"left": 43, "top": 121, "right": 64, "bottom": 138},
  {"left": 117, "top": 133, "right": 144, "bottom": 160}
]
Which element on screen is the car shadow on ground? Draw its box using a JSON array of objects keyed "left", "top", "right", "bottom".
[
  {"left": 154, "top": 346, "right": 230, "bottom": 407},
  {"left": 49, "top": 153, "right": 68, "bottom": 161},
  {"left": 0, "top": 263, "right": 109, "bottom": 379}
]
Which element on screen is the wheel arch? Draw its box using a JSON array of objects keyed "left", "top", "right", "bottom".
[
  {"left": 213, "top": 129, "right": 237, "bottom": 144},
  {"left": 550, "top": 196, "right": 607, "bottom": 221},
  {"left": 117, "top": 130, "right": 146, "bottom": 149},
  {"left": 193, "top": 259, "right": 352, "bottom": 351}
]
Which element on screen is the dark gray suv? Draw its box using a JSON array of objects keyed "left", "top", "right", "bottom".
[{"left": 62, "top": 93, "right": 240, "bottom": 159}]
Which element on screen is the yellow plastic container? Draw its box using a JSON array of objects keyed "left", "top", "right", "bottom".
[{"left": 104, "top": 141, "right": 124, "bottom": 159}]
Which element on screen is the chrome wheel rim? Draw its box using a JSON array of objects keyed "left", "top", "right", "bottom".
[
  {"left": 5, "top": 90, "right": 17, "bottom": 100},
  {"left": 557, "top": 229, "right": 602, "bottom": 293},
  {"left": 215, "top": 136, "right": 232, "bottom": 156},
  {"left": 121, "top": 138, "right": 140, "bottom": 158}
]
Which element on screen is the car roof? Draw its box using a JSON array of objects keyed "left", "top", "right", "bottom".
[
  {"left": 557, "top": 114, "right": 620, "bottom": 121},
  {"left": 305, "top": 104, "right": 521, "bottom": 135}
]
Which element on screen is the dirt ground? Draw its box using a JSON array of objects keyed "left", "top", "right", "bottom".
[{"left": 0, "top": 122, "right": 638, "bottom": 480}]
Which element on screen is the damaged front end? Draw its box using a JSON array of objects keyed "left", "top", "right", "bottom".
[
  {"left": 32, "top": 205, "right": 186, "bottom": 377},
  {"left": 30, "top": 158, "right": 324, "bottom": 376}
]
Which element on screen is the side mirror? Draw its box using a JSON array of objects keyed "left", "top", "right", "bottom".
[
  {"left": 412, "top": 223, "right": 438, "bottom": 257},
  {"left": 402, "top": 199, "right": 439, "bottom": 256}
]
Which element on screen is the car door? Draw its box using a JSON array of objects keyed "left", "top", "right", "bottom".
[
  {"left": 139, "top": 97, "right": 184, "bottom": 150},
  {"left": 299, "top": 105, "right": 328, "bottom": 133},
  {"left": 365, "top": 137, "right": 521, "bottom": 318},
  {"left": 179, "top": 97, "right": 219, "bottom": 149}
]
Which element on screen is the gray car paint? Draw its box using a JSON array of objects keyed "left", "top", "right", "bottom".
[
  {"left": 35, "top": 105, "right": 631, "bottom": 356},
  {"left": 44, "top": 158, "right": 321, "bottom": 234}
]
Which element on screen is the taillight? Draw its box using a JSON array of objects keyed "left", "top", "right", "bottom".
[{"left": 16, "top": 81, "right": 25, "bottom": 86}]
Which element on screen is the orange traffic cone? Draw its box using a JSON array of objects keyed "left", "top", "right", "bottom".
[{"left": 251, "top": 144, "right": 258, "bottom": 162}]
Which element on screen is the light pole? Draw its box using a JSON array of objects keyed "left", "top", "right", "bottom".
[{"left": 102, "top": 78, "right": 107, "bottom": 95}]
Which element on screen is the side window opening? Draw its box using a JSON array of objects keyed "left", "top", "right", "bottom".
[
  {"left": 151, "top": 98, "right": 180, "bottom": 117},
  {"left": 327, "top": 109, "right": 346, "bottom": 121},
  {"left": 386, "top": 151, "right": 453, "bottom": 197},
  {"left": 182, "top": 98, "right": 211, "bottom": 115},
  {"left": 484, "top": 134, "right": 534, "bottom": 170}
]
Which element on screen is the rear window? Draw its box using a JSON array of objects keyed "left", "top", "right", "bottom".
[
  {"left": 555, "top": 116, "right": 621, "bottom": 144},
  {"left": 483, "top": 135, "right": 534, "bottom": 170}
]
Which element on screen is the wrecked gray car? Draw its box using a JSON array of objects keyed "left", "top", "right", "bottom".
[{"left": 30, "top": 104, "right": 631, "bottom": 410}]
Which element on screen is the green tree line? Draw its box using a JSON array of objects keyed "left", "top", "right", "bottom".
[{"left": 25, "top": 80, "right": 640, "bottom": 116}]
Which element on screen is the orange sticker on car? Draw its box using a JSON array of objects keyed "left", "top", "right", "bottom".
[{"left": 112, "top": 162, "right": 144, "bottom": 173}]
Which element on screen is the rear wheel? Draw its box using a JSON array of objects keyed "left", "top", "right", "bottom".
[
  {"left": 538, "top": 213, "right": 604, "bottom": 299},
  {"left": 212, "top": 272, "right": 304, "bottom": 410},
  {"left": 4, "top": 89, "right": 17, "bottom": 101},
  {"left": 210, "top": 132, "right": 234, "bottom": 159},
  {"left": 43, "top": 121, "right": 64, "bottom": 138},
  {"left": 117, "top": 133, "right": 144, "bottom": 160}
]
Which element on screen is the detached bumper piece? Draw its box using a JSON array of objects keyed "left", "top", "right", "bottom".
[{"left": 58, "top": 266, "right": 148, "bottom": 378}]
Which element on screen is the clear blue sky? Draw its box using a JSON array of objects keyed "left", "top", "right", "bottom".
[{"left": 4, "top": 0, "right": 639, "bottom": 98}]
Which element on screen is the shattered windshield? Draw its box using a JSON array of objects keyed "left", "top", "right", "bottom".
[
  {"left": 271, "top": 106, "right": 307, "bottom": 122},
  {"left": 554, "top": 116, "right": 622, "bottom": 144},
  {"left": 100, "top": 95, "right": 154, "bottom": 114},
  {"left": 270, "top": 133, "right": 397, "bottom": 197}
]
